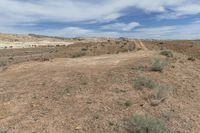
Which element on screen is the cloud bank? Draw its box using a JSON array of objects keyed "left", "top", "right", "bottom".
[{"left": 0, "top": 0, "right": 200, "bottom": 39}]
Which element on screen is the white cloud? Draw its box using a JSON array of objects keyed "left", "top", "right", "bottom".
[
  {"left": 0, "top": 0, "right": 200, "bottom": 39},
  {"left": 29, "top": 27, "right": 119, "bottom": 38},
  {"left": 0, "top": 0, "right": 199, "bottom": 25},
  {"left": 124, "top": 22, "right": 200, "bottom": 39},
  {"left": 1, "top": 21, "right": 200, "bottom": 40},
  {"left": 102, "top": 22, "right": 140, "bottom": 31}
]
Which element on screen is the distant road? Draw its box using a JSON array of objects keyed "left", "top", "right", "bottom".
[{"left": 133, "top": 39, "right": 147, "bottom": 50}]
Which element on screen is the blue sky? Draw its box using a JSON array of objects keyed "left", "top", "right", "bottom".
[{"left": 0, "top": 0, "right": 200, "bottom": 39}]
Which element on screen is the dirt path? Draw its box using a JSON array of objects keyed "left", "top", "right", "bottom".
[
  {"left": 133, "top": 39, "right": 147, "bottom": 50},
  {"left": 1, "top": 51, "right": 155, "bottom": 73}
]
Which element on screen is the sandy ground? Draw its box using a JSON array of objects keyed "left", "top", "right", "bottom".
[
  {"left": 0, "top": 35, "right": 200, "bottom": 133},
  {"left": 0, "top": 49, "right": 200, "bottom": 133}
]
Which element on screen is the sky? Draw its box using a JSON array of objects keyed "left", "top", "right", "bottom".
[{"left": 0, "top": 0, "right": 200, "bottom": 39}]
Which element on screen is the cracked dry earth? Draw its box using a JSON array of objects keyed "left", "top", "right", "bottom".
[{"left": 0, "top": 50, "right": 200, "bottom": 133}]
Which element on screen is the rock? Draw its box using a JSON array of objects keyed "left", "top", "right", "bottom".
[
  {"left": 66, "top": 93, "right": 71, "bottom": 96},
  {"left": 150, "top": 98, "right": 166, "bottom": 106},
  {"left": 150, "top": 99, "right": 161, "bottom": 106},
  {"left": 75, "top": 126, "right": 82, "bottom": 130}
]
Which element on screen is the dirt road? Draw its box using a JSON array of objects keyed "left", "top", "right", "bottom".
[{"left": 133, "top": 39, "right": 147, "bottom": 50}]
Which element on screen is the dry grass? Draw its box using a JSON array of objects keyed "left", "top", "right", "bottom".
[
  {"left": 133, "top": 77, "right": 157, "bottom": 90},
  {"left": 0, "top": 129, "right": 6, "bottom": 133},
  {"left": 127, "top": 114, "right": 171, "bottom": 133},
  {"left": 151, "top": 58, "right": 168, "bottom": 72},
  {"left": 160, "top": 50, "right": 174, "bottom": 58}
]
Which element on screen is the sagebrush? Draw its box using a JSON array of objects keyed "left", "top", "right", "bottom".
[
  {"left": 151, "top": 58, "right": 168, "bottom": 72},
  {"left": 160, "top": 50, "right": 174, "bottom": 58},
  {"left": 127, "top": 114, "right": 171, "bottom": 133},
  {"left": 134, "top": 77, "right": 156, "bottom": 90}
]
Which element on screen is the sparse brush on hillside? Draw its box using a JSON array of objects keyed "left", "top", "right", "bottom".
[
  {"left": 127, "top": 114, "right": 171, "bottom": 133},
  {"left": 133, "top": 77, "right": 171, "bottom": 106},
  {"left": 0, "top": 61, "right": 6, "bottom": 67},
  {"left": 0, "top": 129, "right": 6, "bottom": 133},
  {"left": 71, "top": 52, "right": 86, "bottom": 58},
  {"left": 151, "top": 58, "right": 168, "bottom": 72},
  {"left": 134, "top": 77, "right": 157, "bottom": 90},
  {"left": 160, "top": 50, "right": 174, "bottom": 58},
  {"left": 153, "top": 84, "right": 170, "bottom": 101}
]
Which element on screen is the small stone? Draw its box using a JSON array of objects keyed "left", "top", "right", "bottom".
[
  {"left": 66, "top": 93, "right": 71, "bottom": 96},
  {"left": 140, "top": 103, "right": 144, "bottom": 107},
  {"left": 150, "top": 99, "right": 161, "bottom": 106},
  {"left": 75, "top": 126, "right": 82, "bottom": 130}
]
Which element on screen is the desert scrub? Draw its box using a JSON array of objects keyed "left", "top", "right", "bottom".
[
  {"left": 160, "top": 50, "right": 174, "bottom": 58},
  {"left": 0, "top": 129, "right": 6, "bottom": 133},
  {"left": 71, "top": 52, "right": 86, "bottom": 58},
  {"left": 127, "top": 114, "right": 171, "bottom": 133},
  {"left": 131, "top": 65, "right": 147, "bottom": 71},
  {"left": 153, "top": 84, "right": 170, "bottom": 101},
  {"left": 133, "top": 77, "right": 171, "bottom": 106},
  {"left": 151, "top": 58, "right": 168, "bottom": 72},
  {"left": 134, "top": 77, "right": 157, "bottom": 90},
  {"left": 0, "top": 61, "right": 6, "bottom": 67},
  {"left": 125, "top": 100, "right": 133, "bottom": 107}
]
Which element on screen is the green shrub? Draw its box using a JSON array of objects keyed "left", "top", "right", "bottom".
[
  {"left": 0, "top": 129, "right": 6, "bottom": 133},
  {"left": 160, "top": 50, "right": 174, "bottom": 58},
  {"left": 127, "top": 114, "right": 171, "bottom": 133},
  {"left": 133, "top": 77, "right": 171, "bottom": 105},
  {"left": 134, "top": 77, "right": 157, "bottom": 90},
  {"left": 151, "top": 58, "right": 168, "bottom": 72},
  {"left": 154, "top": 84, "right": 170, "bottom": 101}
]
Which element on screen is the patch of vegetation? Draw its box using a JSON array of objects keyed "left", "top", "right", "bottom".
[
  {"left": 127, "top": 114, "right": 171, "bottom": 133},
  {"left": 71, "top": 52, "right": 86, "bottom": 58},
  {"left": 125, "top": 100, "right": 133, "bottom": 107},
  {"left": 132, "top": 65, "right": 148, "bottom": 71},
  {"left": 113, "top": 87, "right": 128, "bottom": 93},
  {"left": 133, "top": 77, "right": 171, "bottom": 106},
  {"left": 134, "top": 77, "right": 157, "bottom": 90},
  {"left": 34, "top": 57, "right": 50, "bottom": 62},
  {"left": 151, "top": 58, "right": 168, "bottom": 72},
  {"left": 81, "top": 47, "right": 88, "bottom": 51},
  {"left": 0, "top": 61, "right": 6, "bottom": 67},
  {"left": 160, "top": 50, "right": 174, "bottom": 58},
  {"left": 153, "top": 84, "right": 170, "bottom": 101},
  {"left": 0, "top": 129, "right": 7, "bottom": 133}
]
